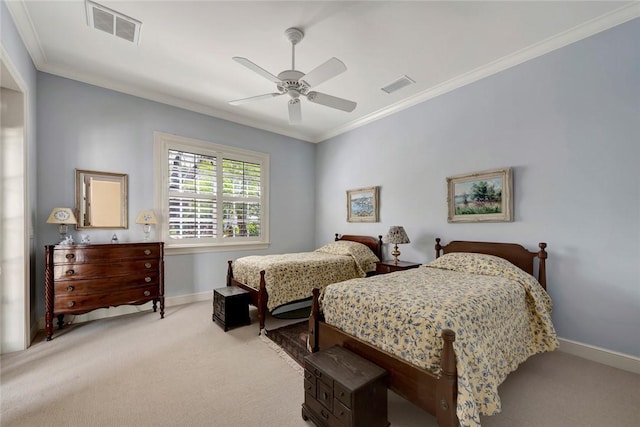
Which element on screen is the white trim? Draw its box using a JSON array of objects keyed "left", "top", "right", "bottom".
[
  {"left": 33, "top": 294, "right": 640, "bottom": 376},
  {"left": 165, "top": 242, "right": 269, "bottom": 256},
  {"left": 4, "top": 0, "right": 47, "bottom": 65},
  {"left": 558, "top": 337, "right": 640, "bottom": 375},
  {"left": 0, "top": 46, "right": 31, "bottom": 352},
  {"left": 153, "top": 131, "right": 270, "bottom": 251},
  {"left": 37, "top": 291, "right": 212, "bottom": 331}
]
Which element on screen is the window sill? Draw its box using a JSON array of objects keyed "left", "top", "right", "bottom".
[{"left": 164, "top": 242, "right": 270, "bottom": 255}]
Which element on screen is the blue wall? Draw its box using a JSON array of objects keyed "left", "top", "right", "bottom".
[
  {"left": 316, "top": 19, "right": 640, "bottom": 356},
  {"left": 35, "top": 73, "right": 316, "bottom": 317},
  {"left": 4, "top": 0, "right": 638, "bottom": 357}
]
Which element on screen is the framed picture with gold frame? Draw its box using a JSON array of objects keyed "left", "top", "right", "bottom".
[
  {"left": 347, "top": 186, "right": 379, "bottom": 222},
  {"left": 447, "top": 168, "right": 513, "bottom": 223}
]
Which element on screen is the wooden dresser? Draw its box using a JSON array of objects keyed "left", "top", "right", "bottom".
[{"left": 45, "top": 242, "right": 164, "bottom": 340}]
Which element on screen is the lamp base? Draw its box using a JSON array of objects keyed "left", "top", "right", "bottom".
[
  {"left": 391, "top": 244, "right": 401, "bottom": 265},
  {"left": 143, "top": 224, "right": 151, "bottom": 241}
]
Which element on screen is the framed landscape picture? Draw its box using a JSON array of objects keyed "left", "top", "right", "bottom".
[
  {"left": 347, "top": 186, "right": 379, "bottom": 222},
  {"left": 447, "top": 168, "right": 513, "bottom": 223}
]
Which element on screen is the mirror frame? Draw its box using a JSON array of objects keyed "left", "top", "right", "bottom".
[{"left": 75, "top": 169, "right": 128, "bottom": 229}]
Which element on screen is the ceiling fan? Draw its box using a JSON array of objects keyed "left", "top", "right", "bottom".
[{"left": 229, "top": 27, "right": 357, "bottom": 124}]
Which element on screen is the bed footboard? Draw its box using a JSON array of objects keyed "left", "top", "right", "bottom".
[
  {"left": 226, "top": 260, "right": 268, "bottom": 334},
  {"left": 308, "top": 288, "right": 459, "bottom": 427}
]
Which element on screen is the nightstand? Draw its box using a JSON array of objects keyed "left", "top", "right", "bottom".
[
  {"left": 375, "top": 260, "right": 421, "bottom": 274},
  {"left": 212, "top": 286, "right": 251, "bottom": 331}
]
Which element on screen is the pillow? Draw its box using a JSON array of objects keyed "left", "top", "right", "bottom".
[
  {"left": 315, "top": 240, "right": 380, "bottom": 274},
  {"left": 426, "top": 252, "right": 533, "bottom": 283}
]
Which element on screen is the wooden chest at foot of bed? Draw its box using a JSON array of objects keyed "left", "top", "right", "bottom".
[
  {"left": 213, "top": 286, "right": 251, "bottom": 331},
  {"left": 302, "top": 345, "right": 388, "bottom": 427}
]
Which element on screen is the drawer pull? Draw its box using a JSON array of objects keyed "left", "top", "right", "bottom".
[
  {"left": 67, "top": 301, "right": 75, "bottom": 307},
  {"left": 339, "top": 391, "right": 345, "bottom": 397},
  {"left": 144, "top": 290, "right": 151, "bottom": 297},
  {"left": 314, "top": 369, "right": 321, "bottom": 377},
  {"left": 145, "top": 262, "right": 152, "bottom": 268},
  {"left": 144, "top": 249, "right": 151, "bottom": 255},
  {"left": 65, "top": 253, "right": 75, "bottom": 260},
  {"left": 323, "top": 392, "right": 329, "bottom": 400},
  {"left": 145, "top": 277, "right": 152, "bottom": 283},
  {"left": 320, "top": 409, "right": 329, "bottom": 420},
  {"left": 65, "top": 269, "right": 75, "bottom": 276},
  {"left": 66, "top": 286, "right": 74, "bottom": 292}
]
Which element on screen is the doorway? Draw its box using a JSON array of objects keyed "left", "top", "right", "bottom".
[{"left": 1, "top": 54, "right": 30, "bottom": 353}]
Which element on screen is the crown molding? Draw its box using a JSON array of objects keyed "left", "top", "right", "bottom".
[
  {"left": 7, "top": 1, "right": 640, "bottom": 144},
  {"left": 314, "top": 3, "right": 640, "bottom": 143},
  {"left": 4, "top": 0, "right": 47, "bottom": 65}
]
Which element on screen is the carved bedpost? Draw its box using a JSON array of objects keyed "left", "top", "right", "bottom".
[
  {"left": 308, "top": 288, "right": 320, "bottom": 353},
  {"left": 45, "top": 246, "right": 54, "bottom": 341},
  {"left": 436, "top": 329, "right": 458, "bottom": 427},
  {"left": 335, "top": 233, "right": 340, "bottom": 241},
  {"left": 435, "top": 238, "right": 443, "bottom": 258},
  {"left": 226, "top": 260, "right": 233, "bottom": 287},
  {"left": 258, "top": 270, "right": 267, "bottom": 334},
  {"left": 537, "top": 242, "right": 548, "bottom": 290}
]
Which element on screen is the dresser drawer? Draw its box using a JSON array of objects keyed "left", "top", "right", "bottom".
[
  {"left": 53, "top": 260, "right": 159, "bottom": 280},
  {"left": 54, "top": 285, "right": 159, "bottom": 312},
  {"left": 317, "top": 378, "right": 334, "bottom": 411},
  {"left": 55, "top": 273, "right": 159, "bottom": 295},
  {"left": 333, "top": 399, "right": 352, "bottom": 427},
  {"left": 53, "top": 245, "right": 160, "bottom": 264},
  {"left": 334, "top": 382, "right": 352, "bottom": 408},
  {"left": 304, "top": 392, "right": 340, "bottom": 426}
]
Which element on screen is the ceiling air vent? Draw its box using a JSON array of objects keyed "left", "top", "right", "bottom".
[
  {"left": 85, "top": 0, "right": 141, "bottom": 44},
  {"left": 381, "top": 75, "right": 415, "bottom": 94}
]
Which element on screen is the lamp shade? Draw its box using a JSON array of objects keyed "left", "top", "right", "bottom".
[
  {"left": 135, "top": 210, "right": 158, "bottom": 225},
  {"left": 46, "top": 208, "right": 77, "bottom": 224},
  {"left": 386, "top": 225, "right": 410, "bottom": 244}
]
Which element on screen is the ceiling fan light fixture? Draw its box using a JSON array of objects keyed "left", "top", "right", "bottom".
[{"left": 229, "top": 26, "right": 357, "bottom": 124}]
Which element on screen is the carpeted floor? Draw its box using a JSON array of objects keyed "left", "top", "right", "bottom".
[{"left": 265, "top": 321, "right": 309, "bottom": 366}]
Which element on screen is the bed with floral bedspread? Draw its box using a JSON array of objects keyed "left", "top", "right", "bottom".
[
  {"left": 227, "top": 235, "right": 381, "bottom": 332},
  {"left": 313, "top": 249, "right": 558, "bottom": 427}
]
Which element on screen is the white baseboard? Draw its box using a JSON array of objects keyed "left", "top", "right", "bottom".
[
  {"left": 36, "top": 291, "right": 212, "bottom": 331},
  {"left": 558, "top": 337, "right": 640, "bottom": 375},
  {"left": 36, "top": 296, "right": 639, "bottom": 375}
]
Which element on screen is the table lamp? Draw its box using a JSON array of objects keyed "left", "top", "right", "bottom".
[
  {"left": 47, "top": 207, "right": 77, "bottom": 244},
  {"left": 136, "top": 210, "right": 158, "bottom": 241},
  {"left": 386, "top": 225, "right": 410, "bottom": 265}
]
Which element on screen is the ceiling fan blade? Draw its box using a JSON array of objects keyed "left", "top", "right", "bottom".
[
  {"left": 306, "top": 91, "right": 356, "bottom": 112},
  {"left": 229, "top": 93, "right": 282, "bottom": 106},
  {"left": 232, "top": 57, "right": 281, "bottom": 83},
  {"left": 301, "top": 57, "right": 346, "bottom": 88},
  {"left": 288, "top": 99, "right": 301, "bottom": 124}
]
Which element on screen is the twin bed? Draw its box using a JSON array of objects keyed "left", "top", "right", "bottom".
[
  {"left": 227, "top": 235, "right": 557, "bottom": 427},
  {"left": 226, "top": 234, "right": 383, "bottom": 332},
  {"left": 308, "top": 238, "right": 557, "bottom": 427}
]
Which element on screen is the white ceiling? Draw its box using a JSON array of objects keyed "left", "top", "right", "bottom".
[{"left": 6, "top": 1, "right": 639, "bottom": 142}]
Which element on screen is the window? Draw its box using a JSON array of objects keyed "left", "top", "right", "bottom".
[{"left": 154, "top": 132, "right": 269, "bottom": 253}]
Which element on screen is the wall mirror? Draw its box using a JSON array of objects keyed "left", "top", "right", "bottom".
[{"left": 75, "top": 169, "right": 128, "bottom": 229}]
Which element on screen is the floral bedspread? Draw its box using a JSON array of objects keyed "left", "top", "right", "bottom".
[
  {"left": 233, "top": 240, "right": 379, "bottom": 311},
  {"left": 321, "top": 252, "right": 558, "bottom": 427}
]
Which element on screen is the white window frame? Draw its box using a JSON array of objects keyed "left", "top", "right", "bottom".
[{"left": 154, "top": 131, "right": 270, "bottom": 255}]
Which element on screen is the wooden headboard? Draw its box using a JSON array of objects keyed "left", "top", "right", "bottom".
[
  {"left": 335, "top": 233, "right": 384, "bottom": 260},
  {"left": 434, "top": 238, "right": 548, "bottom": 289}
]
